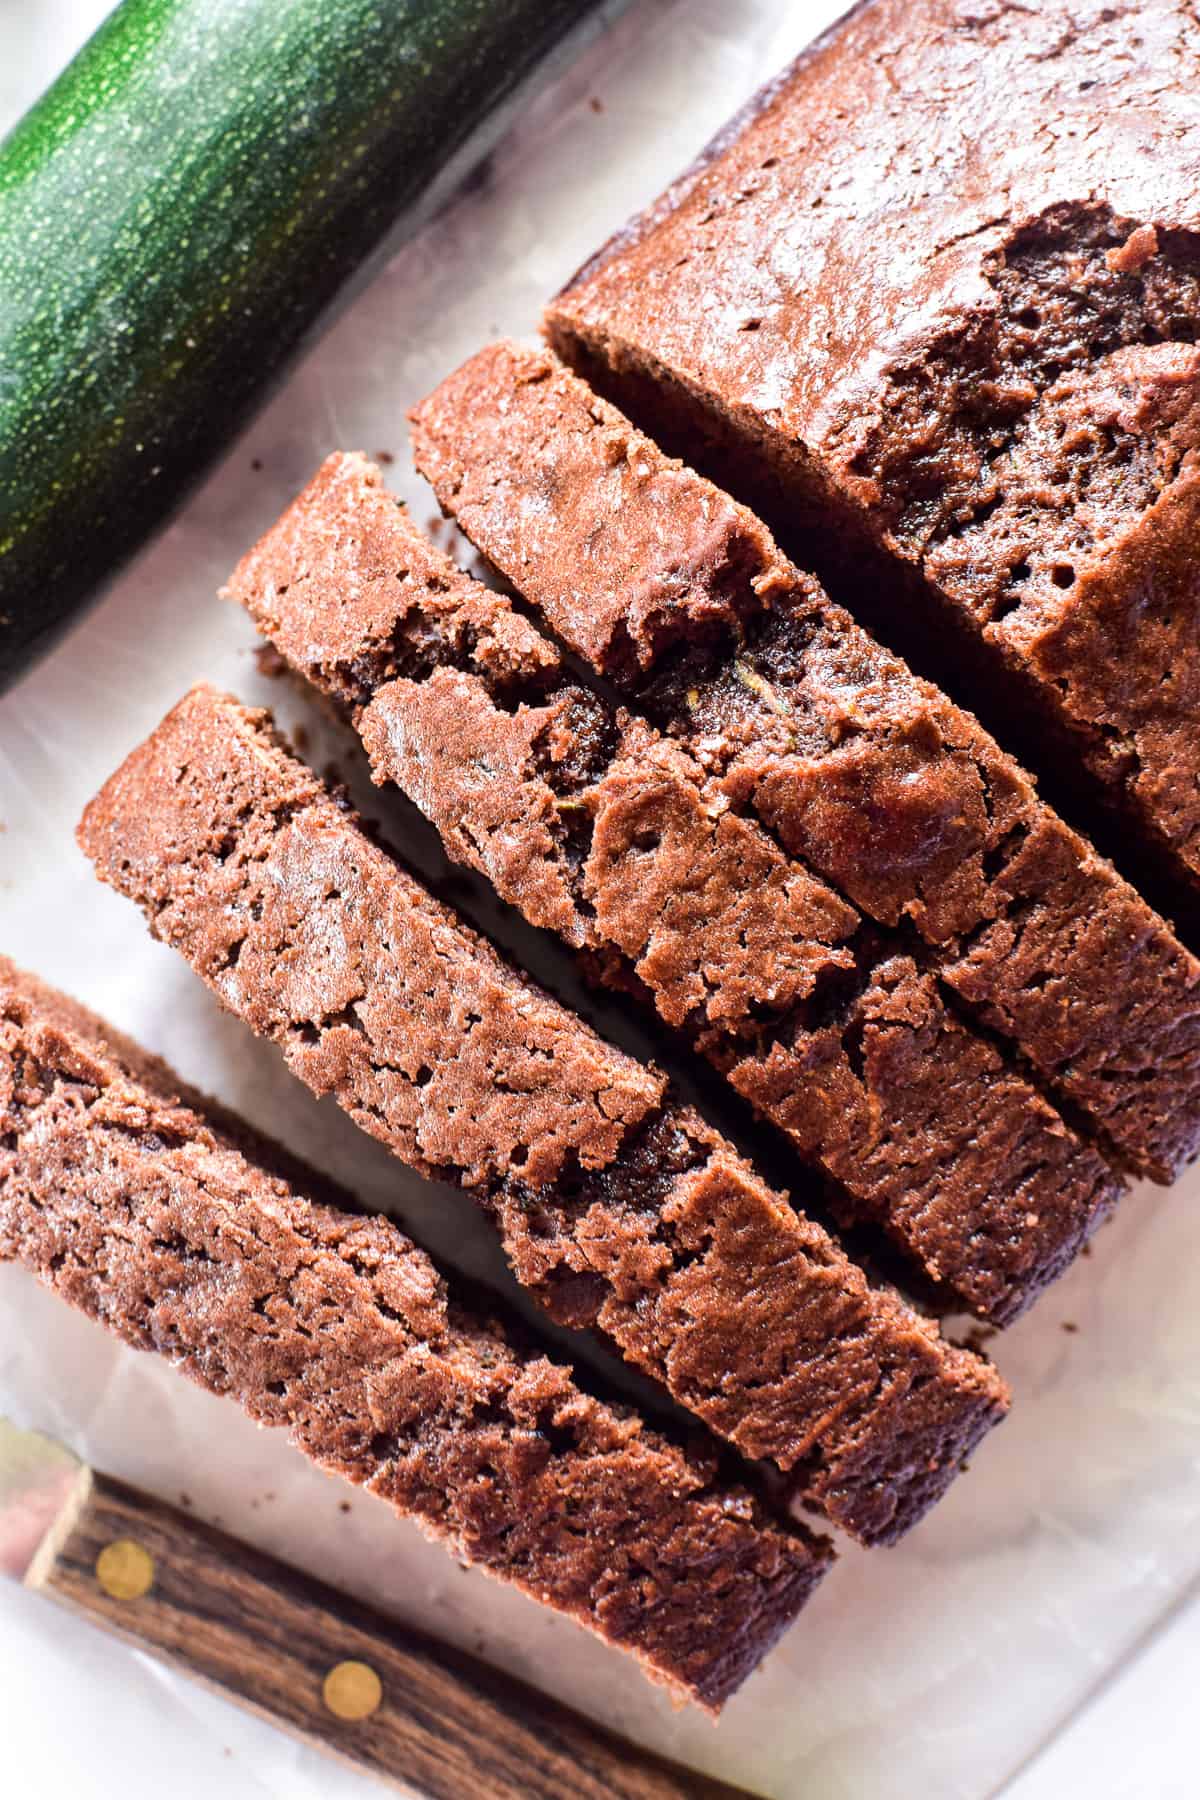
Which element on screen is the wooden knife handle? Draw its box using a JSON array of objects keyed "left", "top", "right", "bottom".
[{"left": 26, "top": 1469, "right": 756, "bottom": 1800}]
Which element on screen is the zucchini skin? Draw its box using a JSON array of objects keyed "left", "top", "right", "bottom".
[{"left": 0, "top": 0, "right": 608, "bottom": 689}]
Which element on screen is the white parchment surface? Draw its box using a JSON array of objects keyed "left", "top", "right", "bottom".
[{"left": 3, "top": 4, "right": 1200, "bottom": 1797}]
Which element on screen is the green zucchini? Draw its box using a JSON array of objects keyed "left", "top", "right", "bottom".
[{"left": 0, "top": 0, "right": 614, "bottom": 690}]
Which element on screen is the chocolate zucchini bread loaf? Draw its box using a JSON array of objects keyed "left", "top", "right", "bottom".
[
  {"left": 78, "top": 687, "right": 1009, "bottom": 1545},
  {"left": 0, "top": 955, "right": 827, "bottom": 1710},
  {"left": 226, "top": 451, "right": 1120, "bottom": 1325},
  {"left": 410, "top": 343, "right": 1200, "bottom": 1186},
  {"left": 544, "top": 0, "right": 1200, "bottom": 900}
]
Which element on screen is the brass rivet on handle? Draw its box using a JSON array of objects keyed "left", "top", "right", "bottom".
[
  {"left": 95, "top": 1539, "right": 155, "bottom": 1601},
  {"left": 323, "top": 1659, "right": 383, "bottom": 1722}
]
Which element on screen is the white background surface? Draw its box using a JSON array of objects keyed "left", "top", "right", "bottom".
[{"left": 2, "top": 3, "right": 1199, "bottom": 1796}]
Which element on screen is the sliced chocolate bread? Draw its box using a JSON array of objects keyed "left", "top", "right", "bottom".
[
  {"left": 409, "top": 343, "right": 1200, "bottom": 1187},
  {"left": 0, "top": 955, "right": 829, "bottom": 1711},
  {"left": 78, "top": 688, "right": 1009, "bottom": 1545},
  {"left": 225, "top": 451, "right": 1120, "bottom": 1326}
]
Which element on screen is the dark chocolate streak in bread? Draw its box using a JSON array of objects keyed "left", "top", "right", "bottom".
[
  {"left": 78, "top": 687, "right": 1009, "bottom": 1545},
  {"left": 545, "top": 0, "right": 1200, "bottom": 902},
  {"left": 225, "top": 452, "right": 1119, "bottom": 1326},
  {"left": 0, "top": 955, "right": 828, "bottom": 1712},
  {"left": 408, "top": 343, "right": 1200, "bottom": 1188}
]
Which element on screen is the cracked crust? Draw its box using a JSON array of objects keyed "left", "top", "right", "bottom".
[
  {"left": 78, "top": 686, "right": 1010, "bottom": 1544},
  {"left": 0, "top": 956, "right": 827, "bottom": 1712},
  {"left": 229, "top": 454, "right": 1120, "bottom": 1326},
  {"left": 410, "top": 344, "right": 1200, "bottom": 1186},
  {"left": 545, "top": 0, "right": 1200, "bottom": 896}
]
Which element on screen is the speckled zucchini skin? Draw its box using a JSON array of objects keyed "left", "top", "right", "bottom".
[{"left": 0, "top": 0, "right": 605, "bottom": 688}]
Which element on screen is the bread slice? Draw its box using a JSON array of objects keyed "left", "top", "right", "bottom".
[
  {"left": 225, "top": 452, "right": 1120, "bottom": 1326},
  {"left": 78, "top": 687, "right": 1009, "bottom": 1545},
  {"left": 543, "top": 0, "right": 1200, "bottom": 904},
  {"left": 0, "top": 955, "right": 830, "bottom": 1711},
  {"left": 409, "top": 343, "right": 1200, "bottom": 1187}
]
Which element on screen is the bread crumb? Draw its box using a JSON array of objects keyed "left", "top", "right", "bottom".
[
  {"left": 253, "top": 643, "right": 286, "bottom": 681},
  {"left": 1106, "top": 224, "right": 1158, "bottom": 274}
]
